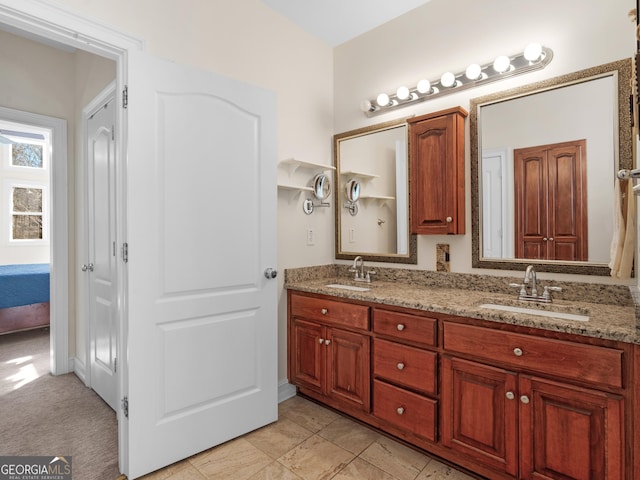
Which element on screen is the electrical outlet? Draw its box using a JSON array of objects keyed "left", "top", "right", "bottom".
[{"left": 306, "top": 228, "right": 315, "bottom": 246}]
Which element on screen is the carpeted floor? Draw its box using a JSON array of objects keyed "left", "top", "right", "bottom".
[{"left": 0, "top": 328, "right": 121, "bottom": 479}]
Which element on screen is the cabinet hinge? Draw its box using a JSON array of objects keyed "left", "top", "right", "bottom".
[
  {"left": 121, "top": 396, "right": 129, "bottom": 418},
  {"left": 122, "top": 242, "right": 128, "bottom": 263},
  {"left": 122, "top": 85, "right": 128, "bottom": 109}
]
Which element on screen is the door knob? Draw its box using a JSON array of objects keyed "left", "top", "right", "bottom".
[
  {"left": 82, "top": 263, "right": 94, "bottom": 272},
  {"left": 264, "top": 268, "right": 278, "bottom": 279}
]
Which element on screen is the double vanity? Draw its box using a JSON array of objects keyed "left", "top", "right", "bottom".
[{"left": 286, "top": 265, "right": 639, "bottom": 479}]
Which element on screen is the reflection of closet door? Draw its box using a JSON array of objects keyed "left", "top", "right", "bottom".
[{"left": 514, "top": 140, "right": 587, "bottom": 261}]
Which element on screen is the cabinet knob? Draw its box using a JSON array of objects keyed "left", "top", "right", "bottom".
[
  {"left": 396, "top": 407, "right": 405, "bottom": 415},
  {"left": 396, "top": 362, "right": 405, "bottom": 370},
  {"left": 318, "top": 338, "right": 324, "bottom": 344},
  {"left": 520, "top": 395, "right": 530, "bottom": 404},
  {"left": 324, "top": 339, "right": 331, "bottom": 346},
  {"left": 396, "top": 324, "right": 405, "bottom": 331},
  {"left": 446, "top": 216, "right": 453, "bottom": 223},
  {"left": 549, "top": 237, "right": 554, "bottom": 241},
  {"left": 513, "top": 347, "right": 523, "bottom": 357},
  {"left": 543, "top": 237, "right": 548, "bottom": 241},
  {"left": 321, "top": 308, "right": 328, "bottom": 315},
  {"left": 506, "top": 391, "right": 515, "bottom": 400}
]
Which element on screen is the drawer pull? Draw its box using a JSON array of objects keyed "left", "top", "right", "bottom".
[
  {"left": 513, "top": 347, "right": 523, "bottom": 357},
  {"left": 520, "top": 395, "right": 530, "bottom": 404},
  {"left": 324, "top": 339, "right": 331, "bottom": 346},
  {"left": 396, "top": 407, "right": 405, "bottom": 415},
  {"left": 396, "top": 324, "right": 405, "bottom": 331},
  {"left": 321, "top": 308, "right": 328, "bottom": 315},
  {"left": 506, "top": 391, "right": 515, "bottom": 400},
  {"left": 396, "top": 362, "right": 405, "bottom": 370},
  {"left": 318, "top": 338, "right": 324, "bottom": 344}
]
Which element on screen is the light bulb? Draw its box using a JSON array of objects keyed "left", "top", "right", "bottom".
[
  {"left": 416, "top": 79, "right": 431, "bottom": 94},
  {"left": 465, "top": 63, "right": 482, "bottom": 80},
  {"left": 524, "top": 43, "right": 542, "bottom": 62},
  {"left": 396, "top": 86, "right": 410, "bottom": 100},
  {"left": 376, "top": 93, "right": 390, "bottom": 107},
  {"left": 360, "top": 100, "right": 374, "bottom": 112},
  {"left": 493, "top": 55, "right": 511, "bottom": 73},
  {"left": 440, "top": 72, "right": 456, "bottom": 88}
]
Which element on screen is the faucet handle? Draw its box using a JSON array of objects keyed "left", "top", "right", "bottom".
[
  {"left": 365, "top": 270, "right": 377, "bottom": 282},
  {"left": 542, "top": 285, "right": 562, "bottom": 300},
  {"left": 509, "top": 283, "right": 527, "bottom": 297}
]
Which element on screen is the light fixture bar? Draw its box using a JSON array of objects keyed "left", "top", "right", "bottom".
[{"left": 361, "top": 45, "right": 553, "bottom": 117}]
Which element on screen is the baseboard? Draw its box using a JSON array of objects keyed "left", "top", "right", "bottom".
[
  {"left": 278, "top": 381, "right": 296, "bottom": 403},
  {"left": 72, "top": 356, "right": 86, "bottom": 384}
]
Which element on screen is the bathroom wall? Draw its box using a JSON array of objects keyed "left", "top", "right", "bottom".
[{"left": 334, "top": 0, "right": 636, "bottom": 284}]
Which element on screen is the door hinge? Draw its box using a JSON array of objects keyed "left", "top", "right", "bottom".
[
  {"left": 114, "top": 357, "right": 117, "bottom": 373},
  {"left": 122, "top": 242, "right": 128, "bottom": 263},
  {"left": 111, "top": 125, "right": 115, "bottom": 141},
  {"left": 122, "top": 85, "right": 128, "bottom": 109},
  {"left": 121, "top": 396, "right": 129, "bottom": 418}
]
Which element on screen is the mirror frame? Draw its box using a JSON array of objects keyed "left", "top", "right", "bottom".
[
  {"left": 470, "top": 58, "right": 633, "bottom": 275},
  {"left": 334, "top": 118, "right": 418, "bottom": 264}
]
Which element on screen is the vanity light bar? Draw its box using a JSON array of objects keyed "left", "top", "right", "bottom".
[{"left": 361, "top": 44, "right": 553, "bottom": 117}]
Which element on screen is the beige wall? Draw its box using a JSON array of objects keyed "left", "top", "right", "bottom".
[{"left": 334, "top": 0, "right": 636, "bottom": 284}]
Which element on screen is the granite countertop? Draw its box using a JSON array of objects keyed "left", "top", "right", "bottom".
[{"left": 285, "top": 274, "right": 639, "bottom": 345}]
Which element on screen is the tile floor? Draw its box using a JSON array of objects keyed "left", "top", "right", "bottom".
[{"left": 140, "top": 395, "right": 477, "bottom": 480}]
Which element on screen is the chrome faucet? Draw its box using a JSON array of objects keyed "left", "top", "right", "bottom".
[
  {"left": 509, "top": 264, "right": 562, "bottom": 303},
  {"left": 349, "top": 255, "right": 376, "bottom": 283},
  {"left": 524, "top": 265, "right": 538, "bottom": 296}
]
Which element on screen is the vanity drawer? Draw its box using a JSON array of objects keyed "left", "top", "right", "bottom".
[
  {"left": 373, "top": 309, "right": 437, "bottom": 346},
  {"left": 373, "top": 339, "right": 437, "bottom": 395},
  {"left": 373, "top": 380, "right": 437, "bottom": 442},
  {"left": 290, "top": 293, "right": 369, "bottom": 330},
  {"left": 442, "top": 322, "right": 623, "bottom": 388}
]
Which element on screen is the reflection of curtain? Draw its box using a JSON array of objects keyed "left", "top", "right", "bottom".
[{"left": 609, "top": 178, "right": 635, "bottom": 278}]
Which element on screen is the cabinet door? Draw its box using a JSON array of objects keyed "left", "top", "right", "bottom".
[
  {"left": 327, "top": 327, "right": 371, "bottom": 411},
  {"left": 409, "top": 108, "right": 466, "bottom": 235},
  {"left": 519, "top": 376, "right": 624, "bottom": 480},
  {"left": 441, "top": 356, "right": 518, "bottom": 477},
  {"left": 290, "top": 318, "right": 325, "bottom": 394}
]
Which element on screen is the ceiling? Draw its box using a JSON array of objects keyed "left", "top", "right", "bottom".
[{"left": 261, "top": 0, "right": 433, "bottom": 47}]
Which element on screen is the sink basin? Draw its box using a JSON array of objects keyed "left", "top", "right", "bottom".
[
  {"left": 325, "top": 283, "right": 371, "bottom": 292},
  {"left": 479, "top": 303, "right": 589, "bottom": 322}
]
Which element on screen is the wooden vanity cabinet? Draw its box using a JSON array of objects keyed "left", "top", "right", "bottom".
[
  {"left": 442, "top": 321, "right": 625, "bottom": 479},
  {"left": 372, "top": 308, "right": 439, "bottom": 443},
  {"left": 288, "top": 290, "right": 634, "bottom": 480},
  {"left": 288, "top": 291, "right": 371, "bottom": 412},
  {"left": 408, "top": 107, "right": 467, "bottom": 235}
]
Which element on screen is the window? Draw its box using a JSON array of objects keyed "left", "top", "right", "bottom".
[
  {"left": 12, "top": 142, "right": 43, "bottom": 168},
  {"left": 11, "top": 186, "right": 44, "bottom": 240}
]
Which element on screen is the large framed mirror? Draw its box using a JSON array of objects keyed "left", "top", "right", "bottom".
[
  {"left": 334, "top": 119, "right": 417, "bottom": 264},
  {"left": 471, "top": 58, "right": 633, "bottom": 275}
]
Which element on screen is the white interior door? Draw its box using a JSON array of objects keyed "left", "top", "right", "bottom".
[
  {"left": 86, "top": 95, "right": 118, "bottom": 411},
  {"left": 124, "top": 50, "right": 278, "bottom": 479}
]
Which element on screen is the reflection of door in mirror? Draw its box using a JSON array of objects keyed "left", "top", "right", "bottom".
[
  {"left": 514, "top": 140, "right": 587, "bottom": 261},
  {"left": 479, "top": 74, "right": 615, "bottom": 264}
]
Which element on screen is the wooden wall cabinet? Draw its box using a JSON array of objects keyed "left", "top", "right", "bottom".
[{"left": 408, "top": 107, "right": 467, "bottom": 235}]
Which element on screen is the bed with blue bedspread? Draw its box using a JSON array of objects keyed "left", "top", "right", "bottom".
[{"left": 0, "top": 263, "right": 50, "bottom": 334}]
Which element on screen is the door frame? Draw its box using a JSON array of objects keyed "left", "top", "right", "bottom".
[
  {"left": 81, "top": 80, "right": 117, "bottom": 391},
  {"left": 0, "top": 0, "right": 143, "bottom": 474}
]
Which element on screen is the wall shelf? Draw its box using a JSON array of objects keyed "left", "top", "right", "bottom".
[
  {"left": 277, "top": 183, "right": 314, "bottom": 192},
  {"left": 340, "top": 170, "right": 380, "bottom": 180},
  {"left": 279, "top": 158, "right": 335, "bottom": 176}
]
